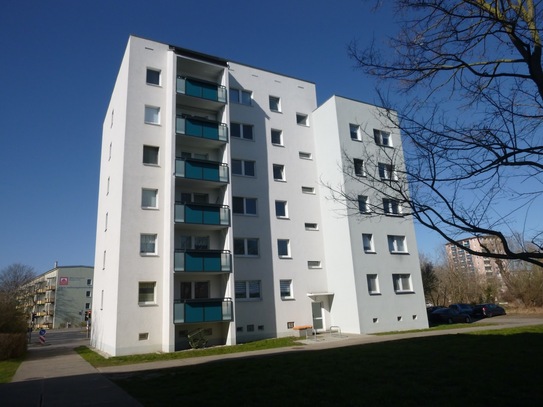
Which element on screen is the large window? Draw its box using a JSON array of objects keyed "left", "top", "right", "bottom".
[
  {"left": 383, "top": 198, "right": 401, "bottom": 215},
  {"left": 269, "top": 96, "right": 281, "bottom": 112},
  {"left": 180, "top": 281, "right": 209, "bottom": 300},
  {"left": 273, "top": 164, "right": 285, "bottom": 181},
  {"left": 231, "top": 123, "right": 254, "bottom": 140},
  {"left": 233, "top": 197, "right": 257, "bottom": 215},
  {"left": 275, "top": 201, "right": 288, "bottom": 218},
  {"left": 367, "top": 274, "right": 380, "bottom": 295},
  {"left": 354, "top": 159, "right": 366, "bottom": 177},
  {"left": 280, "top": 279, "right": 293, "bottom": 299},
  {"left": 235, "top": 280, "right": 261, "bottom": 300},
  {"left": 392, "top": 274, "right": 412, "bottom": 293},
  {"left": 362, "top": 233, "right": 375, "bottom": 253},
  {"left": 140, "top": 234, "right": 157, "bottom": 255},
  {"left": 144, "top": 106, "right": 160, "bottom": 124},
  {"left": 138, "top": 282, "right": 156, "bottom": 304},
  {"left": 234, "top": 238, "right": 259, "bottom": 256},
  {"left": 388, "top": 235, "right": 407, "bottom": 253},
  {"left": 378, "top": 163, "right": 397, "bottom": 180},
  {"left": 230, "top": 88, "right": 252, "bottom": 105},
  {"left": 374, "top": 129, "right": 392, "bottom": 147},
  {"left": 141, "top": 189, "right": 158, "bottom": 209},
  {"left": 277, "top": 239, "right": 291, "bottom": 258},
  {"left": 146, "top": 69, "right": 161, "bottom": 86},
  {"left": 232, "top": 159, "right": 255, "bottom": 177}
]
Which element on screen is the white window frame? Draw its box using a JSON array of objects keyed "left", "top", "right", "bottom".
[
  {"left": 269, "top": 96, "right": 281, "bottom": 112},
  {"left": 299, "top": 151, "right": 312, "bottom": 160},
  {"left": 277, "top": 239, "right": 291, "bottom": 258},
  {"left": 305, "top": 223, "right": 318, "bottom": 231},
  {"left": 362, "top": 233, "right": 375, "bottom": 253},
  {"left": 275, "top": 200, "right": 288, "bottom": 218},
  {"left": 146, "top": 68, "right": 161, "bottom": 86},
  {"left": 233, "top": 197, "right": 257, "bottom": 215},
  {"left": 235, "top": 280, "right": 261, "bottom": 301},
  {"left": 144, "top": 105, "right": 160, "bottom": 125},
  {"left": 307, "top": 261, "right": 322, "bottom": 269},
  {"left": 388, "top": 235, "right": 408, "bottom": 254},
  {"left": 273, "top": 164, "right": 286, "bottom": 181},
  {"left": 350, "top": 123, "right": 361, "bottom": 140},
  {"left": 367, "top": 274, "right": 380, "bottom": 295},
  {"left": 140, "top": 234, "right": 157, "bottom": 255},
  {"left": 138, "top": 281, "right": 156, "bottom": 305},
  {"left": 232, "top": 159, "right": 255, "bottom": 177},
  {"left": 392, "top": 273, "right": 413, "bottom": 293},
  {"left": 383, "top": 198, "right": 401, "bottom": 215},
  {"left": 143, "top": 145, "right": 159, "bottom": 165},
  {"left": 301, "top": 186, "right": 315, "bottom": 194},
  {"left": 271, "top": 129, "right": 283, "bottom": 146},
  {"left": 358, "top": 195, "right": 370, "bottom": 213},
  {"left": 354, "top": 159, "right": 366, "bottom": 177},
  {"left": 378, "top": 163, "right": 397, "bottom": 180},
  {"left": 234, "top": 238, "right": 259, "bottom": 256},
  {"left": 296, "top": 113, "right": 309, "bottom": 126},
  {"left": 280, "top": 279, "right": 293, "bottom": 299},
  {"left": 141, "top": 188, "right": 158, "bottom": 209},
  {"left": 86, "top": 291, "right": 92, "bottom": 298},
  {"left": 374, "top": 129, "right": 392, "bottom": 147}
]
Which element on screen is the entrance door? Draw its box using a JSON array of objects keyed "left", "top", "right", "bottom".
[{"left": 312, "top": 302, "right": 324, "bottom": 330}]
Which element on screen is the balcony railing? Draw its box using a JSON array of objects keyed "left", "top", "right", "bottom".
[
  {"left": 175, "top": 158, "right": 229, "bottom": 183},
  {"left": 173, "top": 298, "right": 233, "bottom": 324},
  {"left": 177, "top": 76, "right": 227, "bottom": 104},
  {"left": 175, "top": 203, "right": 230, "bottom": 226},
  {"left": 176, "top": 116, "right": 228, "bottom": 142},
  {"left": 45, "top": 296, "right": 55, "bottom": 303},
  {"left": 174, "top": 250, "right": 231, "bottom": 273}
]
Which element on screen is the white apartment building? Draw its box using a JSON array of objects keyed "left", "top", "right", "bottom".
[{"left": 91, "top": 35, "right": 428, "bottom": 356}]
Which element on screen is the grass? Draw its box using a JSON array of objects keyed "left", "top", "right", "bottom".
[
  {"left": 107, "top": 325, "right": 543, "bottom": 406},
  {"left": 0, "top": 357, "right": 24, "bottom": 384}
]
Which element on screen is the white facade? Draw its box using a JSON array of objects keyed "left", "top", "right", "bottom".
[{"left": 92, "top": 36, "right": 428, "bottom": 356}]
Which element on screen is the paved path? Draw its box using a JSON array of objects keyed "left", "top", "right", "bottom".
[{"left": 1, "top": 315, "right": 541, "bottom": 406}]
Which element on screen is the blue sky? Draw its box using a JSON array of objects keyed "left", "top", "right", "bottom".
[{"left": 0, "top": 0, "right": 442, "bottom": 273}]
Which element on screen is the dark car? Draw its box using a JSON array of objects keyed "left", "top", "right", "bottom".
[
  {"left": 429, "top": 308, "right": 472, "bottom": 324},
  {"left": 472, "top": 303, "right": 506, "bottom": 318},
  {"left": 449, "top": 303, "right": 474, "bottom": 315},
  {"left": 426, "top": 305, "right": 445, "bottom": 315}
]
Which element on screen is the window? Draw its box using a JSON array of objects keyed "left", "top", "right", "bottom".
[
  {"left": 388, "top": 235, "right": 407, "bottom": 253},
  {"left": 142, "top": 189, "right": 158, "bottom": 208},
  {"left": 105, "top": 212, "right": 108, "bottom": 231},
  {"left": 273, "top": 164, "right": 285, "bottom": 181},
  {"left": 362, "top": 234, "right": 375, "bottom": 253},
  {"left": 296, "top": 113, "right": 308, "bottom": 126},
  {"left": 108, "top": 142, "right": 112, "bottom": 161},
  {"left": 87, "top": 279, "right": 92, "bottom": 286},
  {"left": 367, "top": 274, "right": 380, "bottom": 294},
  {"left": 269, "top": 96, "right": 281, "bottom": 112},
  {"left": 139, "top": 333, "right": 149, "bottom": 341},
  {"left": 350, "top": 124, "right": 361, "bottom": 140},
  {"left": 374, "top": 129, "right": 392, "bottom": 147},
  {"left": 277, "top": 239, "right": 291, "bottom": 258},
  {"left": 299, "top": 151, "right": 312, "bottom": 160},
  {"left": 146, "top": 68, "right": 160, "bottom": 85},
  {"left": 180, "top": 281, "right": 210, "bottom": 299},
  {"left": 232, "top": 159, "right": 255, "bottom": 177},
  {"left": 234, "top": 238, "right": 259, "bottom": 256},
  {"left": 85, "top": 303, "right": 91, "bottom": 309},
  {"left": 140, "top": 234, "right": 157, "bottom": 254},
  {"left": 86, "top": 291, "right": 92, "bottom": 298},
  {"left": 354, "top": 159, "right": 366, "bottom": 177},
  {"left": 143, "top": 146, "right": 159, "bottom": 165},
  {"left": 230, "top": 88, "right": 252, "bottom": 105},
  {"left": 144, "top": 106, "right": 160, "bottom": 124},
  {"left": 138, "top": 282, "right": 156, "bottom": 304},
  {"left": 233, "top": 197, "right": 257, "bottom": 215},
  {"left": 301, "top": 186, "right": 315, "bottom": 194},
  {"left": 358, "top": 195, "right": 370, "bottom": 213},
  {"left": 280, "top": 279, "right": 293, "bottom": 299},
  {"left": 305, "top": 223, "right": 318, "bottom": 231},
  {"left": 275, "top": 201, "right": 288, "bottom": 218},
  {"left": 271, "top": 129, "right": 283, "bottom": 145},
  {"left": 230, "top": 122, "right": 254, "bottom": 140},
  {"left": 235, "top": 280, "right": 261, "bottom": 300},
  {"left": 378, "top": 163, "right": 397, "bottom": 180},
  {"left": 383, "top": 198, "right": 401, "bottom": 215},
  {"left": 393, "top": 273, "right": 413, "bottom": 293},
  {"left": 307, "top": 261, "right": 322, "bottom": 269}
]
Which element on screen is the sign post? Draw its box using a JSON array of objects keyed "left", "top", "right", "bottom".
[{"left": 39, "top": 329, "right": 46, "bottom": 345}]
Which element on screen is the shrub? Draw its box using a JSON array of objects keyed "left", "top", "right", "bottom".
[{"left": 0, "top": 333, "right": 26, "bottom": 360}]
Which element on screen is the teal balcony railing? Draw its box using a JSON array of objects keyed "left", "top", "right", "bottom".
[
  {"left": 175, "top": 203, "right": 230, "bottom": 226},
  {"left": 175, "top": 158, "right": 229, "bottom": 183},
  {"left": 176, "top": 116, "right": 228, "bottom": 142},
  {"left": 174, "top": 298, "right": 233, "bottom": 324},
  {"left": 177, "top": 76, "right": 227, "bottom": 103},
  {"left": 174, "top": 250, "right": 232, "bottom": 273}
]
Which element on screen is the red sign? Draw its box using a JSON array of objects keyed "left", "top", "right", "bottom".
[{"left": 59, "top": 277, "right": 69, "bottom": 286}]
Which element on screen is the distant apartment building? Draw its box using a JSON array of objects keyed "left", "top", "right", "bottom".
[
  {"left": 91, "top": 35, "right": 428, "bottom": 357},
  {"left": 445, "top": 236, "right": 506, "bottom": 276},
  {"left": 19, "top": 265, "right": 94, "bottom": 329}
]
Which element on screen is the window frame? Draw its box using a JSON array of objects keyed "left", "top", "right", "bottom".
[
  {"left": 269, "top": 96, "right": 281, "bottom": 112},
  {"left": 144, "top": 105, "right": 160, "bottom": 125},
  {"left": 271, "top": 129, "right": 283, "bottom": 146},
  {"left": 307, "top": 261, "right": 322, "bottom": 269},
  {"left": 277, "top": 239, "right": 291, "bottom": 258},
  {"left": 232, "top": 159, "right": 256, "bottom": 177},
  {"left": 374, "top": 129, "right": 393, "bottom": 147},
  {"left": 358, "top": 195, "right": 370, "bottom": 214},
  {"left": 229, "top": 88, "right": 252, "bottom": 105},
  {"left": 301, "top": 186, "right": 315, "bottom": 194},
  {"left": 273, "top": 164, "right": 286, "bottom": 181},
  {"left": 383, "top": 198, "right": 401, "bottom": 215},
  {"left": 378, "top": 162, "right": 397, "bottom": 181},
  {"left": 275, "top": 200, "right": 288, "bottom": 218},
  {"left": 354, "top": 159, "right": 366, "bottom": 177},
  {"left": 350, "top": 123, "right": 361, "bottom": 141},
  {"left": 233, "top": 196, "right": 257, "bottom": 216},
  {"left": 234, "top": 238, "right": 259, "bottom": 257},
  {"left": 146, "top": 68, "right": 161, "bottom": 86},
  {"left": 141, "top": 188, "right": 158, "bottom": 209},
  {"left": 388, "top": 235, "right": 408, "bottom": 254},
  {"left": 280, "top": 279, "right": 293, "bottom": 299},
  {"left": 230, "top": 122, "right": 254, "bottom": 140},
  {"left": 392, "top": 273, "right": 413, "bottom": 293},
  {"left": 367, "top": 274, "right": 380, "bottom": 295},
  {"left": 362, "top": 233, "right": 375, "bottom": 253},
  {"left": 138, "top": 281, "right": 157, "bottom": 305},
  {"left": 235, "top": 280, "right": 262, "bottom": 301},
  {"left": 140, "top": 234, "right": 158, "bottom": 255},
  {"left": 296, "top": 113, "right": 309, "bottom": 126}
]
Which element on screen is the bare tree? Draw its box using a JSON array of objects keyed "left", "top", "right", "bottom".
[
  {"left": 343, "top": 0, "right": 543, "bottom": 266},
  {"left": 0, "top": 263, "right": 35, "bottom": 333}
]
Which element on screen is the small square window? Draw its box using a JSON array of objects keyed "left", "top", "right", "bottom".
[
  {"left": 277, "top": 239, "right": 291, "bottom": 258},
  {"left": 280, "top": 279, "right": 293, "bottom": 299},
  {"left": 378, "top": 163, "right": 397, "bottom": 180},
  {"left": 374, "top": 129, "right": 392, "bottom": 147},
  {"left": 144, "top": 106, "right": 160, "bottom": 125},
  {"left": 393, "top": 273, "right": 412, "bottom": 293},
  {"left": 139, "top": 282, "right": 156, "bottom": 304},
  {"left": 269, "top": 96, "right": 281, "bottom": 112},
  {"left": 367, "top": 274, "right": 380, "bottom": 294},
  {"left": 275, "top": 201, "right": 288, "bottom": 218},
  {"left": 296, "top": 113, "right": 308, "bottom": 126},
  {"left": 146, "top": 69, "right": 161, "bottom": 85},
  {"left": 143, "top": 146, "right": 159, "bottom": 165},
  {"left": 140, "top": 234, "right": 157, "bottom": 255},
  {"left": 350, "top": 124, "right": 361, "bottom": 140},
  {"left": 142, "top": 189, "right": 158, "bottom": 208},
  {"left": 271, "top": 129, "right": 283, "bottom": 145},
  {"left": 273, "top": 164, "right": 285, "bottom": 181},
  {"left": 388, "top": 235, "right": 407, "bottom": 253},
  {"left": 362, "top": 233, "right": 374, "bottom": 253},
  {"left": 383, "top": 198, "right": 401, "bottom": 215}
]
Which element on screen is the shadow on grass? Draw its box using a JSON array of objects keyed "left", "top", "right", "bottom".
[{"left": 108, "top": 332, "right": 543, "bottom": 406}]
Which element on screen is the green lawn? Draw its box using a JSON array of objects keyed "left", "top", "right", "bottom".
[
  {"left": 107, "top": 325, "right": 543, "bottom": 406},
  {"left": 0, "top": 358, "right": 24, "bottom": 384}
]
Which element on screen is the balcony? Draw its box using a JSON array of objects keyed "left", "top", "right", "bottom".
[
  {"left": 45, "top": 296, "right": 55, "bottom": 303},
  {"left": 173, "top": 298, "right": 233, "bottom": 324},
  {"left": 177, "top": 76, "right": 227, "bottom": 106},
  {"left": 176, "top": 116, "right": 228, "bottom": 143},
  {"left": 175, "top": 203, "right": 230, "bottom": 227},
  {"left": 174, "top": 250, "right": 231, "bottom": 273},
  {"left": 175, "top": 158, "right": 229, "bottom": 184},
  {"left": 46, "top": 285, "right": 56, "bottom": 291}
]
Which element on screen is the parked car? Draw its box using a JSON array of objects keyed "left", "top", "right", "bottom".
[
  {"left": 429, "top": 308, "right": 472, "bottom": 324},
  {"left": 449, "top": 303, "right": 474, "bottom": 315},
  {"left": 426, "top": 305, "right": 445, "bottom": 316},
  {"left": 472, "top": 303, "right": 506, "bottom": 318}
]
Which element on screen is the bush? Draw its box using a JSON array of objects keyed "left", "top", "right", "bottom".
[{"left": 0, "top": 333, "right": 26, "bottom": 360}]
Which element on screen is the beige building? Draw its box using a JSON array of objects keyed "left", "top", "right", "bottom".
[{"left": 445, "top": 236, "right": 506, "bottom": 276}]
